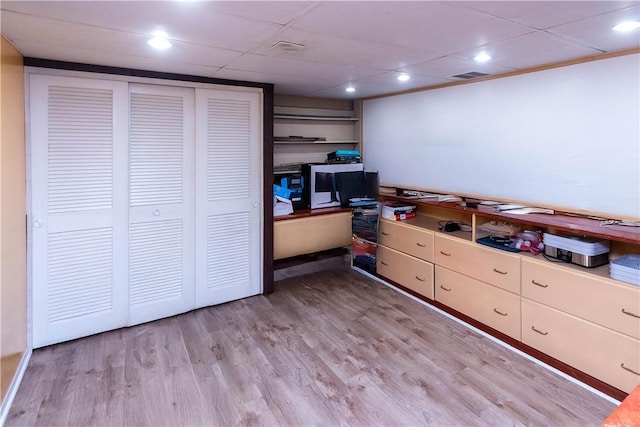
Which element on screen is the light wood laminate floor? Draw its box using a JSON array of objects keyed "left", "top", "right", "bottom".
[{"left": 7, "top": 266, "right": 617, "bottom": 426}]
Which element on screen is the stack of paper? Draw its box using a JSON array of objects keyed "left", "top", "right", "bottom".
[{"left": 610, "top": 254, "right": 640, "bottom": 286}]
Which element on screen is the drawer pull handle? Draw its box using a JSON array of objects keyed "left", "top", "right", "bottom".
[
  {"left": 415, "top": 276, "right": 426, "bottom": 282},
  {"left": 381, "top": 232, "right": 390, "bottom": 236},
  {"left": 416, "top": 242, "right": 426, "bottom": 247},
  {"left": 493, "top": 268, "right": 507, "bottom": 275},
  {"left": 440, "top": 285, "right": 452, "bottom": 292},
  {"left": 531, "top": 326, "right": 548, "bottom": 336},
  {"left": 380, "top": 261, "right": 388, "bottom": 266},
  {"left": 440, "top": 251, "right": 451, "bottom": 256},
  {"left": 493, "top": 308, "right": 508, "bottom": 317},
  {"left": 531, "top": 280, "right": 548, "bottom": 288},
  {"left": 621, "top": 363, "right": 640, "bottom": 376},
  {"left": 621, "top": 308, "right": 640, "bottom": 319}
]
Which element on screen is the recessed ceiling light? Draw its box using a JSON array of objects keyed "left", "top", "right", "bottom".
[
  {"left": 148, "top": 31, "right": 172, "bottom": 50},
  {"left": 345, "top": 86, "right": 356, "bottom": 93},
  {"left": 397, "top": 73, "right": 410, "bottom": 82},
  {"left": 612, "top": 21, "right": 640, "bottom": 32},
  {"left": 474, "top": 53, "right": 492, "bottom": 63}
]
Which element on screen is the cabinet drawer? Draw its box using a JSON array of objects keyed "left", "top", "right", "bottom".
[
  {"left": 274, "top": 212, "right": 351, "bottom": 260},
  {"left": 435, "top": 234, "right": 520, "bottom": 294},
  {"left": 435, "top": 266, "right": 521, "bottom": 340},
  {"left": 377, "top": 246, "right": 434, "bottom": 299},
  {"left": 379, "top": 220, "right": 434, "bottom": 262},
  {"left": 522, "top": 298, "right": 640, "bottom": 394},
  {"left": 522, "top": 258, "right": 640, "bottom": 339}
]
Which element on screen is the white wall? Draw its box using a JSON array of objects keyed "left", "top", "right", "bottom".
[{"left": 363, "top": 53, "right": 640, "bottom": 219}]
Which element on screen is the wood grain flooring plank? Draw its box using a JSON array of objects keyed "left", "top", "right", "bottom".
[{"left": 7, "top": 267, "right": 617, "bottom": 426}]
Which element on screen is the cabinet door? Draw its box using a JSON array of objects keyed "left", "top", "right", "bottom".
[
  {"left": 435, "top": 266, "right": 521, "bottom": 340},
  {"left": 435, "top": 234, "right": 520, "bottom": 294},
  {"left": 127, "top": 84, "right": 195, "bottom": 325},
  {"left": 522, "top": 258, "right": 640, "bottom": 339},
  {"left": 377, "top": 246, "right": 434, "bottom": 299},
  {"left": 522, "top": 298, "right": 640, "bottom": 394},
  {"left": 30, "top": 75, "right": 129, "bottom": 347},
  {"left": 379, "top": 220, "right": 434, "bottom": 262},
  {"left": 195, "top": 89, "right": 262, "bottom": 307},
  {"left": 274, "top": 212, "right": 351, "bottom": 260}
]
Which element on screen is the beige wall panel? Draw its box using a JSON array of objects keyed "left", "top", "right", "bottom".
[{"left": 0, "top": 36, "right": 27, "bottom": 400}]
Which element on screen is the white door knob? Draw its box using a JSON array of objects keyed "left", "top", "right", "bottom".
[
  {"left": 152, "top": 209, "right": 161, "bottom": 217},
  {"left": 33, "top": 219, "right": 43, "bottom": 228}
]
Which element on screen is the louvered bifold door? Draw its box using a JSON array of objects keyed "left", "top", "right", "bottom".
[
  {"left": 30, "top": 75, "right": 129, "bottom": 348},
  {"left": 195, "top": 89, "right": 262, "bottom": 307},
  {"left": 128, "top": 84, "right": 195, "bottom": 326}
]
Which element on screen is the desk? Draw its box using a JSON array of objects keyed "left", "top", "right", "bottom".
[{"left": 274, "top": 208, "right": 352, "bottom": 260}]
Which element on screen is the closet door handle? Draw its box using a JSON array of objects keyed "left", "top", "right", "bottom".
[
  {"left": 531, "top": 326, "right": 548, "bottom": 336},
  {"left": 439, "top": 285, "right": 451, "bottom": 292},
  {"left": 620, "top": 363, "right": 640, "bottom": 376},
  {"left": 416, "top": 242, "right": 426, "bottom": 247},
  {"left": 152, "top": 209, "right": 161, "bottom": 217},
  {"left": 493, "top": 308, "right": 508, "bottom": 317},
  {"left": 493, "top": 268, "right": 507, "bottom": 275},
  {"left": 621, "top": 308, "right": 640, "bottom": 319},
  {"left": 439, "top": 251, "right": 451, "bottom": 256},
  {"left": 415, "top": 276, "right": 426, "bottom": 282},
  {"left": 33, "top": 219, "right": 43, "bottom": 228},
  {"left": 531, "top": 280, "right": 548, "bottom": 288}
]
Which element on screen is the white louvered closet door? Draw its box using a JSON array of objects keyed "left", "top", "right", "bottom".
[
  {"left": 128, "top": 84, "right": 195, "bottom": 325},
  {"left": 30, "top": 75, "right": 129, "bottom": 348},
  {"left": 195, "top": 88, "right": 262, "bottom": 308}
]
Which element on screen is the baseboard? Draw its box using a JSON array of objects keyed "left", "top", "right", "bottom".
[{"left": 0, "top": 348, "right": 32, "bottom": 425}]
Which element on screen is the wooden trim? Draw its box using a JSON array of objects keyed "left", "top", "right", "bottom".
[
  {"left": 22, "top": 57, "right": 272, "bottom": 90},
  {"left": 363, "top": 48, "right": 640, "bottom": 101},
  {"left": 274, "top": 207, "right": 352, "bottom": 221},
  {"left": 380, "top": 274, "right": 628, "bottom": 402},
  {"left": 379, "top": 193, "right": 640, "bottom": 244},
  {"left": 263, "top": 85, "right": 275, "bottom": 295}
]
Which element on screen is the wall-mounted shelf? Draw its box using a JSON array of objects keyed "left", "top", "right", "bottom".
[
  {"left": 274, "top": 114, "right": 359, "bottom": 121},
  {"left": 274, "top": 139, "right": 359, "bottom": 145}
]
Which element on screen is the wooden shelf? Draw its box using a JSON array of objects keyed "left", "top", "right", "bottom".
[
  {"left": 274, "top": 114, "right": 358, "bottom": 121},
  {"left": 274, "top": 139, "right": 359, "bottom": 145},
  {"left": 381, "top": 195, "right": 640, "bottom": 245}
]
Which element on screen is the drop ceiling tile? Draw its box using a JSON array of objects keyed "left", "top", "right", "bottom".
[
  {"left": 251, "top": 28, "right": 441, "bottom": 70},
  {"left": 1, "top": 11, "right": 243, "bottom": 68},
  {"left": 14, "top": 40, "right": 221, "bottom": 77},
  {"left": 289, "top": 1, "right": 534, "bottom": 54},
  {"left": 456, "top": 31, "right": 604, "bottom": 70},
  {"left": 402, "top": 55, "right": 516, "bottom": 80},
  {"left": 311, "top": 71, "right": 452, "bottom": 99},
  {"left": 205, "top": 1, "right": 315, "bottom": 25},
  {"left": 548, "top": 6, "right": 640, "bottom": 51},
  {"left": 224, "top": 53, "right": 382, "bottom": 82},
  {"left": 214, "top": 67, "right": 331, "bottom": 89},
  {"left": 454, "top": 1, "right": 638, "bottom": 30},
  {"left": 1, "top": 1, "right": 284, "bottom": 52}
]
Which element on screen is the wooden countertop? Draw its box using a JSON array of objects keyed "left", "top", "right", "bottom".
[
  {"left": 274, "top": 207, "right": 352, "bottom": 221},
  {"left": 601, "top": 384, "right": 639, "bottom": 426}
]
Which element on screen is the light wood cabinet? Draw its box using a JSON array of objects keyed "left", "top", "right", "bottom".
[
  {"left": 379, "top": 219, "right": 434, "bottom": 262},
  {"left": 274, "top": 211, "right": 352, "bottom": 260},
  {"left": 522, "top": 298, "right": 640, "bottom": 394},
  {"left": 435, "top": 234, "right": 520, "bottom": 294},
  {"left": 435, "top": 266, "right": 521, "bottom": 340},
  {"left": 522, "top": 258, "right": 640, "bottom": 339},
  {"left": 377, "top": 246, "right": 434, "bottom": 299}
]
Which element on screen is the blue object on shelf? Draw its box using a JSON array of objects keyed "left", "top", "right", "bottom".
[{"left": 476, "top": 236, "right": 522, "bottom": 253}]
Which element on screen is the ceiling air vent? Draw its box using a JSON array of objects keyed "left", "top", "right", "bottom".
[
  {"left": 272, "top": 41, "right": 305, "bottom": 52},
  {"left": 452, "top": 71, "right": 490, "bottom": 79}
]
